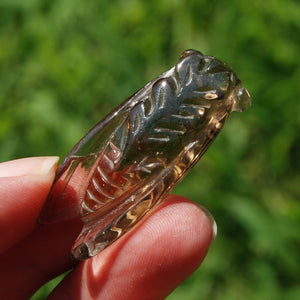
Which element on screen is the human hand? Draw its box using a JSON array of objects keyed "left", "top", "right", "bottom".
[{"left": 0, "top": 157, "right": 216, "bottom": 300}]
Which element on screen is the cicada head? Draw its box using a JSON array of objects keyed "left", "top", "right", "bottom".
[
  {"left": 169, "top": 49, "right": 251, "bottom": 150},
  {"left": 179, "top": 49, "right": 251, "bottom": 112}
]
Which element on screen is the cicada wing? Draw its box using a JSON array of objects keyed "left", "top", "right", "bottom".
[
  {"left": 39, "top": 68, "right": 177, "bottom": 225},
  {"left": 38, "top": 155, "right": 95, "bottom": 224},
  {"left": 39, "top": 105, "right": 134, "bottom": 224},
  {"left": 70, "top": 137, "right": 208, "bottom": 260},
  {"left": 70, "top": 168, "right": 171, "bottom": 260}
]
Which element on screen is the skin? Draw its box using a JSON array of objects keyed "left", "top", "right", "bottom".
[{"left": 0, "top": 157, "right": 215, "bottom": 300}]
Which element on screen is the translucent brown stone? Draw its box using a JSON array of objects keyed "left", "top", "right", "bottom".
[{"left": 39, "top": 49, "right": 251, "bottom": 260}]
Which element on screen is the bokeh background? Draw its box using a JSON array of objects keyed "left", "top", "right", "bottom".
[{"left": 1, "top": 0, "right": 299, "bottom": 299}]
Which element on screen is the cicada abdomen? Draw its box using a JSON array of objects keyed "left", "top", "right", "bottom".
[{"left": 39, "top": 49, "right": 251, "bottom": 260}]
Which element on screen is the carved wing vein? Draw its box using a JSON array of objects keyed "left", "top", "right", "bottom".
[
  {"left": 86, "top": 189, "right": 106, "bottom": 204},
  {"left": 148, "top": 136, "right": 171, "bottom": 142},
  {"left": 91, "top": 178, "right": 115, "bottom": 199},
  {"left": 153, "top": 127, "right": 186, "bottom": 135},
  {"left": 171, "top": 114, "right": 195, "bottom": 120},
  {"left": 96, "top": 165, "right": 122, "bottom": 189}
]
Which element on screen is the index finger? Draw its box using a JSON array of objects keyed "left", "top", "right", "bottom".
[{"left": 0, "top": 157, "right": 59, "bottom": 254}]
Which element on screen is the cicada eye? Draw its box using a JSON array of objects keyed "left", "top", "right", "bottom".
[
  {"left": 233, "top": 87, "right": 251, "bottom": 112},
  {"left": 180, "top": 49, "right": 203, "bottom": 60}
]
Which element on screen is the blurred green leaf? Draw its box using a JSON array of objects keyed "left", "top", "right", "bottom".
[{"left": 0, "top": 0, "right": 299, "bottom": 299}]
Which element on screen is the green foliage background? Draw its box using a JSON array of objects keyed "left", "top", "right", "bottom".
[{"left": 0, "top": 0, "right": 299, "bottom": 299}]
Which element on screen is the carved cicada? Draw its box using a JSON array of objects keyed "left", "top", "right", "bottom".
[{"left": 39, "top": 49, "right": 251, "bottom": 260}]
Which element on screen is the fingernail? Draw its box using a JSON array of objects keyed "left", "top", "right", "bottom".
[
  {"left": 199, "top": 205, "right": 217, "bottom": 241},
  {"left": 0, "top": 157, "right": 59, "bottom": 178}
]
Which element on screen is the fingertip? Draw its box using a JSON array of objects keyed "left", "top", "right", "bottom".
[
  {"left": 152, "top": 195, "right": 216, "bottom": 246},
  {"left": 0, "top": 156, "right": 59, "bottom": 178},
  {"left": 198, "top": 204, "right": 218, "bottom": 241},
  {"left": 146, "top": 195, "right": 215, "bottom": 266},
  {"left": 49, "top": 195, "right": 215, "bottom": 300}
]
